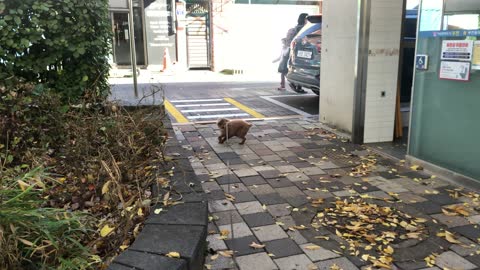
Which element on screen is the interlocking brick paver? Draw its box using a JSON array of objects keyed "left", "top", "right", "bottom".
[
  {"left": 235, "top": 201, "right": 265, "bottom": 215},
  {"left": 241, "top": 175, "right": 267, "bottom": 186},
  {"left": 274, "top": 254, "right": 315, "bottom": 270},
  {"left": 212, "top": 210, "right": 243, "bottom": 226},
  {"left": 435, "top": 251, "right": 477, "bottom": 270},
  {"left": 252, "top": 224, "right": 288, "bottom": 242},
  {"left": 205, "top": 255, "right": 237, "bottom": 270},
  {"left": 396, "top": 192, "right": 428, "bottom": 203},
  {"left": 221, "top": 183, "right": 249, "bottom": 193},
  {"left": 236, "top": 252, "right": 278, "bottom": 270},
  {"left": 242, "top": 212, "right": 275, "bottom": 227},
  {"left": 264, "top": 238, "right": 303, "bottom": 258},
  {"left": 224, "top": 235, "right": 264, "bottom": 256},
  {"left": 209, "top": 199, "right": 236, "bottom": 212},
  {"left": 431, "top": 213, "right": 471, "bottom": 228},
  {"left": 257, "top": 193, "right": 287, "bottom": 205},
  {"left": 450, "top": 236, "right": 479, "bottom": 256},
  {"left": 248, "top": 184, "right": 276, "bottom": 195},
  {"left": 181, "top": 119, "right": 480, "bottom": 270},
  {"left": 260, "top": 170, "right": 282, "bottom": 179},
  {"left": 218, "top": 222, "right": 253, "bottom": 239},
  {"left": 231, "top": 191, "right": 257, "bottom": 203},
  {"left": 301, "top": 167, "right": 326, "bottom": 176},
  {"left": 453, "top": 224, "right": 480, "bottom": 241},
  {"left": 202, "top": 181, "right": 222, "bottom": 192},
  {"left": 252, "top": 165, "right": 276, "bottom": 172},
  {"left": 276, "top": 165, "right": 300, "bottom": 173},
  {"left": 300, "top": 243, "right": 340, "bottom": 262},
  {"left": 286, "top": 172, "right": 310, "bottom": 182},
  {"left": 266, "top": 177, "right": 295, "bottom": 188},
  {"left": 207, "top": 234, "right": 227, "bottom": 250},
  {"left": 234, "top": 168, "right": 259, "bottom": 178},
  {"left": 287, "top": 230, "right": 309, "bottom": 245},
  {"left": 315, "top": 257, "right": 359, "bottom": 270}
]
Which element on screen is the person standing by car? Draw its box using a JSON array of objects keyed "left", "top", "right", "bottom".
[
  {"left": 286, "top": 13, "right": 309, "bottom": 45},
  {"left": 273, "top": 38, "right": 290, "bottom": 90},
  {"left": 284, "top": 13, "right": 309, "bottom": 92}
]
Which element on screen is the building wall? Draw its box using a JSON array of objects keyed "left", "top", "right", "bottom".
[
  {"left": 363, "top": 0, "right": 403, "bottom": 143},
  {"left": 144, "top": 0, "right": 177, "bottom": 69},
  {"left": 210, "top": 1, "right": 319, "bottom": 74},
  {"left": 319, "top": 0, "right": 358, "bottom": 133}
]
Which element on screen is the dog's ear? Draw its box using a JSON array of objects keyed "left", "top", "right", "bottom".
[{"left": 217, "top": 118, "right": 228, "bottom": 128}]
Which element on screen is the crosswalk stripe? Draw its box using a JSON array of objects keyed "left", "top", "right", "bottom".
[
  {"left": 224, "top": 98, "right": 265, "bottom": 118},
  {"left": 181, "top": 108, "right": 240, "bottom": 113},
  {"left": 187, "top": 113, "right": 249, "bottom": 119},
  {"left": 170, "top": 99, "right": 223, "bottom": 103},
  {"left": 164, "top": 100, "right": 189, "bottom": 123},
  {"left": 175, "top": 103, "right": 230, "bottom": 107}
]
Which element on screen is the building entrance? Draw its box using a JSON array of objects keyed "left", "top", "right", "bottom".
[{"left": 111, "top": 10, "right": 146, "bottom": 66}]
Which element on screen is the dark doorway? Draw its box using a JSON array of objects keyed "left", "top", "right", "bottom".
[{"left": 112, "top": 11, "right": 146, "bottom": 66}]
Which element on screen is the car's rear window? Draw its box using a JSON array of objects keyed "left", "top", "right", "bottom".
[{"left": 295, "top": 22, "right": 322, "bottom": 39}]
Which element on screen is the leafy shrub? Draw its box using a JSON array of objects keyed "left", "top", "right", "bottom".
[
  {"left": 0, "top": 0, "right": 111, "bottom": 102},
  {"left": 0, "top": 79, "right": 170, "bottom": 268},
  {"left": 0, "top": 168, "right": 98, "bottom": 269}
]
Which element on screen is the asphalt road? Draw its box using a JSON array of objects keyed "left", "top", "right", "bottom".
[{"left": 109, "top": 79, "right": 320, "bottom": 123}]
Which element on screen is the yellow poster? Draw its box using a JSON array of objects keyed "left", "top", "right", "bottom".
[{"left": 473, "top": 41, "right": 480, "bottom": 70}]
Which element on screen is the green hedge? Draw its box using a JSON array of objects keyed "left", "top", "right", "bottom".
[{"left": 0, "top": 0, "right": 111, "bottom": 101}]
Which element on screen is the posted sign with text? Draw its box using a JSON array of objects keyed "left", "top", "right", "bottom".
[{"left": 441, "top": 40, "right": 474, "bottom": 61}]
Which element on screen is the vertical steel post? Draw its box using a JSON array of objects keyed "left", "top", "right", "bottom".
[
  {"left": 128, "top": 0, "right": 138, "bottom": 97},
  {"left": 352, "top": 0, "right": 371, "bottom": 144}
]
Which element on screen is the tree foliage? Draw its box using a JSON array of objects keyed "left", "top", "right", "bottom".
[{"left": 0, "top": 0, "right": 111, "bottom": 101}]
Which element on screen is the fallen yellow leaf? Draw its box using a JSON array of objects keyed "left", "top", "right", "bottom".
[
  {"left": 100, "top": 225, "right": 115, "bottom": 237},
  {"left": 17, "top": 180, "right": 30, "bottom": 191},
  {"left": 249, "top": 242, "right": 266, "bottom": 249},
  {"left": 218, "top": 250, "right": 234, "bottom": 257},
  {"left": 166, "top": 251, "right": 180, "bottom": 258},
  {"left": 102, "top": 180, "right": 111, "bottom": 195},
  {"left": 304, "top": 245, "right": 321, "bottom": 250}
]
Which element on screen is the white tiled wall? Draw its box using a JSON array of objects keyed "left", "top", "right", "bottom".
[
  {"left": 319, "top": 0, "right": 358, "bottom": 133},
  {"left": 363, "top": 0, "right": 403, "bottom": 143}
]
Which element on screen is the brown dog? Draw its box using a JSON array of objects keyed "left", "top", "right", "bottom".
[{"left": 217, "top": 118, "right": 252, "bottom": 145}]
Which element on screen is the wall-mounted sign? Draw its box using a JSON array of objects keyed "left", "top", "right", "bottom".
[
  {"left": 439, "top": 61, "right": 470, "bottom": 81},
  {"left": 441, "top": 40, "right": 474, "bottom": 61},
  {"left": 416, "top": 54, "right": 429, "bottom": 70},
  {"left": 472, "top": 41, "right": 480, "bottom": 70}
]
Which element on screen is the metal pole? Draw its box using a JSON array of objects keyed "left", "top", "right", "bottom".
[
  {"left": 128, "top": 0, "right": 138, "bottom": 97},
  {"left": 352, "top": 0, "right": 371, "bottom": 144}
]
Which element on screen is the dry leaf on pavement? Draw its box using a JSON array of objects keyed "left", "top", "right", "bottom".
[{"left": 249, "top": 242, "right": 265, "bottom": 249}]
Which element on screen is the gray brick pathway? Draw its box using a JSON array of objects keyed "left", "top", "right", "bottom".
[{"left": 178, "top": 119, "right": 480, "bottom": 270}]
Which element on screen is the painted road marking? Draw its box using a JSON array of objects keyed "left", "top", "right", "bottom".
[
  {"left": 188, "top": 113, "right": 249, "bottom": 119},
  {"left": 261, "top": 94, "right": 317, "bottom": 117},
  {"left": 175, "top": 103, "right": 230, "bottom": 107},
  {"left": 170, "top": 99, "right": 223, "bottom": 103},
  {"left": 164, "top": 99, "right": 189, "bottom": 123},
  {"left": 181, "top": 108, "right": 240, "bottom": 113},
  {"left": 224, "top": 98, "right": 265, "bottom": 118}
]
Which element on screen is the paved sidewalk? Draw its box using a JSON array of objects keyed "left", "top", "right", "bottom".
[{"left": 175, "top": 118, "right": 480, "bottom": 270}]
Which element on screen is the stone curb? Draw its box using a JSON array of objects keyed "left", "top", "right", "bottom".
[{"left": 108, "top": 110, "right": 208, "bottom": 270}]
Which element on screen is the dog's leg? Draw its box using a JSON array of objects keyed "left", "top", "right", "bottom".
[{"left": 239, "top": 137, "right": 246, "bottom": 145}]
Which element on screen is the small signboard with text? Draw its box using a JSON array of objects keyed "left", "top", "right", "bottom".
[
  {"left": 439, "top": 61, "right": 470, "bottom": 81},
  {"left": 441, "top": 40, "right": 474, "bottom": 61}
]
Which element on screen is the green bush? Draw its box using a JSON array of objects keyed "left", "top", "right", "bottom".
[{"left": 0, "top": 0, "right": 111, "bottom": 102}]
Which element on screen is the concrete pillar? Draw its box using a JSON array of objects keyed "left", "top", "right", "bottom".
[{"left": 320, "top": 0, "right": 404, "bottom": 143}]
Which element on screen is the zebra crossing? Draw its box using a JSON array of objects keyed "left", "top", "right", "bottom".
[{"left": 165, "top": 98, "right": 262, "bottom": 123}]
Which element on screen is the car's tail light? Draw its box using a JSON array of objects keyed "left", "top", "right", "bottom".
[
  {"left": 316, "top": 43, "right": 322, "bottom": 53},
  {"left": 291, "top": 40, "right": 296, "bottom": 51}
]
